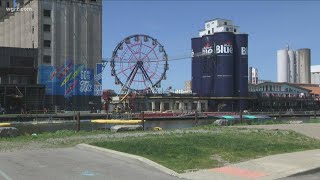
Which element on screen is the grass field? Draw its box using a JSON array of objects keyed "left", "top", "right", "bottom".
[
  {"left": 1, "top": 125, "right": 320, "bottom": 173},
  {"left": 92, "top": 126, "right": 320, "bottom": 172}
]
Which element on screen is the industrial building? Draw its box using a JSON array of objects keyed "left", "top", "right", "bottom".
[
  {"left": 0, "top": 47, "right": 45, "bottom": 113},
  {"left": 0, "top": 0, "right": 102, "bottom": 111},
  {"left": 192, "top": 18, "right": 248, "bottom": 110},
  {"left": 249, "top": 67, "right": 258, "bottom": 84},
  {"left": 257, "top": 79, "right": 272, "bottom": 84},
  {"left": 311, "top": 65, "right": 320, "bottom": 84},
  {"left": 249, "top": 82, "right": 311, "bottom": 97},
  {"left": 185, "top": 81, "right": 192, "bottom": 93},
  {"left": 248, "top": 82, "right": 320, "bottom": 111},
  {"left": 277, "top": 46, "right": 311, "bottom": 84},
  {"left": 199, "top": 18, "right": 240, "bottom": 37}
]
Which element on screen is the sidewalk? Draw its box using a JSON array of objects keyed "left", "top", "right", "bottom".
[{"left": 180, "top": 149, "right": 320, "bottom": 180}]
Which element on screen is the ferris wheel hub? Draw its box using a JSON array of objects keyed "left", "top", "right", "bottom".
[{"left": 137, "top": 61, "right": 144, "bottom": 66}]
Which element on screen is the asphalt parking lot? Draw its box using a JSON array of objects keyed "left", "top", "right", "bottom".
[{"left": 0, "top": 147, "right": 181, "bottom": 180}]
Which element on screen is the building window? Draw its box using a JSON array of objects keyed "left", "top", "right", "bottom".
[
  {"left": 91, "top": 0, "right": 97, "bottom": 1},
  {"left": 208, "top": 30, "right": 210, "bottom": 34},
  {"left": 7, "top": 1, "right": 10, "bottom": 7},
  {"left": 32, "top": 12, "right": 34, "bottom": 19},
  {"left": 226, "top": 27, "right": 229, "bottom": 31},
  {"left": 32, "top": 26, "right": 34, "bottom": 34},
  {"left": 224, "top": 21, "right": 227, "bottom": 25},
  {"left": 44, "top": 40, "right": 51, "bottom": 48},
  {"left": 212, "top": 28, "right": 214, "bottom": 32},
  {"left": 32, "top": 41, "right": 34, "bottom": 48},
  {"left": 43, "top": 9, "right": 51, "bottom": 17},
  {"left": 43, "top": 24, "right": 51, "bottom": 32},
  {"left": 43, "top": 55, "right": 51, "bottom": 64},
  {"left": 234, "top": 29, "right": 237, "bottom": 32}
]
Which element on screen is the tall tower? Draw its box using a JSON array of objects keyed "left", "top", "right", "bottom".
[
  {"left": 277, "top": 46, "right": 311, "bottom": 84},
  {"left": 0, "top": 0, "right": 103, "bottom": 110},
  {"left": 288, "top": 50, "right": 296, "bottom": 83},
  {"left": 192, "top": 18, "right": 248, "bottom": 111},
  {"left": 249, "top": 67, "right": 258, "bottom": 84},
  {"left": 297, "top": 48, "right": 311, "bottom": 84},
  {"left": 277, "top": 49, "right": 289, "bottom": 82},
  {"left": 0, "top": 0, "right": 14, "bottom": 18}
]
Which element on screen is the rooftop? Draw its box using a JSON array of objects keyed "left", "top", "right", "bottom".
[
  {"left": 251, "top": 82, "right": 312, "bottom": 92},
  {"left": 299, "top": 86, "right": 320, "bottom": 95},
  {"left": 205, "top": 18, "right": 232, "bottom": 23}
]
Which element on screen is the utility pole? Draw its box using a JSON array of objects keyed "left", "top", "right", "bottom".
[{"left": 141, "top": 111, "right": 145, "bottom": 131}]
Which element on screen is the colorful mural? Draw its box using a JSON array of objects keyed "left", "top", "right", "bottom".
[
  {"left": 94, "top": 63, "right": 103, "bottom": 96},
  {"left": 39, "top": 62, "right": 94, "bottom": 97}
]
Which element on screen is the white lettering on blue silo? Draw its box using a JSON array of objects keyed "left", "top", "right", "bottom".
[
  {"left": 241, "top": 47, "right": 247, "bottom": 55},
  {"left": 216, "top": 44, "right": 233, "bottom": 54}
]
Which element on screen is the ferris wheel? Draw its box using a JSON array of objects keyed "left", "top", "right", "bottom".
[{"left": 110, "top": 34, "right": 169, "bottom": 94}]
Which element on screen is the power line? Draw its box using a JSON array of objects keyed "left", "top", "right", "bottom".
[{"left": 102, "top": 52, "right": 211, "bottom": 63}]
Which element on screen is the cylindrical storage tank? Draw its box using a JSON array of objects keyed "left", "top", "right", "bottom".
[
  {"left": 0, "top": 21, "right": 3, "bottom": 47},
  {"left": 191, "top": 37, "right": 203, "bottom": 95},
  {"left": 277, "top": 49, "right": 289, "bottom": 82},
  {"left": 201, "top": 35, "right": 215, "bottom": 96},
  {"left": 9, "top": 15, "right": 15, "bottom": 47},
  {"left": 249, "top": 67, "right": 252, "bottom": 84},
  {"left": 288, "top": 50, "right": 296, "bottom": 83},
  {"left": 295, "top": 51, "right": 300, "bottom": 83},
  {"left": 214, "top": 32, "right": 234, "bottom": 97},
  {"left": 4, "top": 18, "right": 9, "bottom": 46},
  {"left": 234, "top": 34, "right": 248, "bottom": 97},
  {"left": 297, "top": 48, "right": 311, "bottom": 84}
]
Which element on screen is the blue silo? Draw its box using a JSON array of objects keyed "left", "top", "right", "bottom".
[
  {"left": 213, "top": 32, "right": 234, "bottom": 97},
  {"left": 234, "top": 34, "right": 248, "bottom": 110},
  {"left": 191, "top": 37, "right": 203, "bottom": 95},
  {"left": 234, "top": 34, "right": 248, "bottom": 97},
  {"left": 201, "top": 35, "right": 215, "bottom": 96}
]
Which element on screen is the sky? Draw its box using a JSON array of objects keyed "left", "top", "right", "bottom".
[{"left": 102, "top": 0, "right": 320, "bottom": 92}]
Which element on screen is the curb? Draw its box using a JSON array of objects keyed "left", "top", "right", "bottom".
[
  {"left": 76, "top": 143, "right": 181, "bottom": 178},
  {"left": 282, "top": 166, "right": 320, "bottom": 178}
]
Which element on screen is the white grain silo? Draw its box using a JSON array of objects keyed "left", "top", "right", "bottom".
[
  {"left": 288, "top": 50, "right": 296, "bottom": 83},
  {"left": 277, "top": 49, "right": 289, "bottom": 82},
  {"left": 297, "top": 48, "right": 311, "bottom": 84},
  {"left": 295, "top": 50, "right": 300, "bottom": 83}
]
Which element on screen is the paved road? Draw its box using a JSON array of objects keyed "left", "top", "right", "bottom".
[
  {"left": 233, "top": 123, "right": 320, "bottom": 139},
  {"left": 0, "top": 147, "right": 181, "bottom": 180}
]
